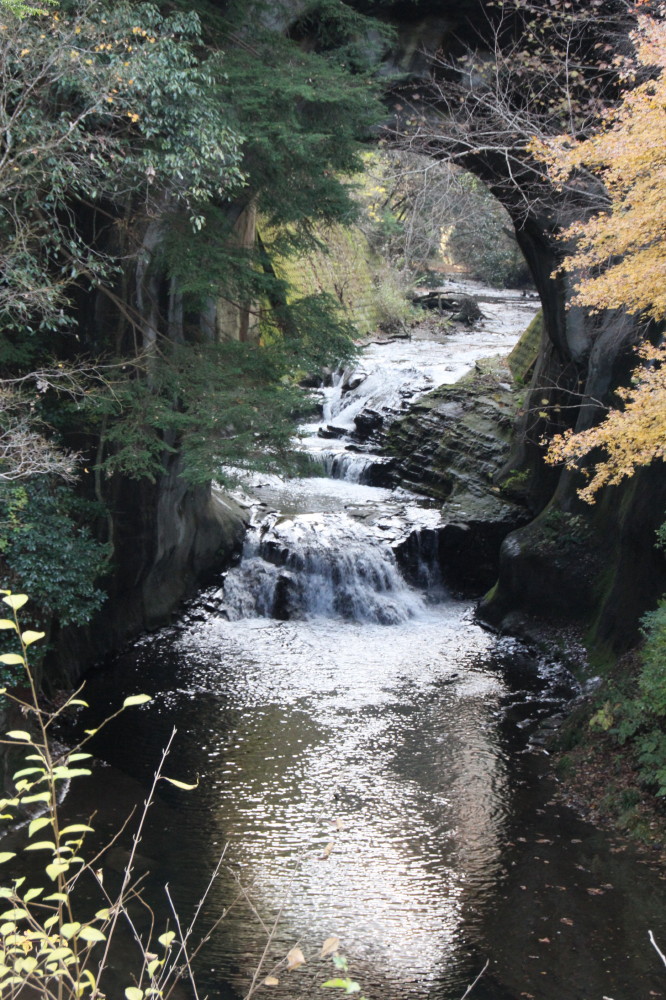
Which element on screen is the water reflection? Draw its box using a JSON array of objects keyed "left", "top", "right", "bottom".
[{"left": 88, "top": 604, "right": 510, "bottom": 999}]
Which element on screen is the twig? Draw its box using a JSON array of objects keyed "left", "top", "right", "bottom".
[
  {"left": 459, "top": 959, "right": 489, "bottom": 1000},
  {"left": 243, "top": 888, "right": 293, "bottom": 1000},
  {"left": 649, "top": 930, "right": 666, "bottom": 970}
]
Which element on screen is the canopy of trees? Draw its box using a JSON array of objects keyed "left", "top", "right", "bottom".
[
  {"left": 538, "top": 14, "right": 666, "bottom": 500},
  {"left": 0, "top": 0, "right": 386, "bottom": 628}
]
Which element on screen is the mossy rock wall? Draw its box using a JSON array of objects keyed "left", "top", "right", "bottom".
[
  {"left": 267, "top": 222, "right": 383, "bottom": 336},
  {"left": 507, "top": 309, "right": 543, "bottom": 381}
]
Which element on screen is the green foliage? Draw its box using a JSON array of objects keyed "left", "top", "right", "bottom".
[
  {"left": 656, "top": 519, "right": 666, "bottom": 552},
  {"left": 0, "top": 596, "right": 196, "bottom": 999},
  {"left": 0, "top": 1, "right": 244, "bottom": 338},
  {"left": 213, "top": 1, "right": 384, "bottom": 229},
  {"left": 63, "top": 307, "right": 356, "bottom": 486},
  {"left": 0, "top": 0, "right": 55, "bottom": 16},
  {"left": 0, "top": 0, "right": 386, "bottom": 628},
  {"left": 595, "top": 593, "right": 666, "bottom": 796},
  {"left": 0, "top": 482, "right": 108, "bottom": 628},
  {"left": 499, "top": 468, "right": 531, "bottom": 500},
  {"left": 368, "top": 265, "right": 416, "bottom": 333}
]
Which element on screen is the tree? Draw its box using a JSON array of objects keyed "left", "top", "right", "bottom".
[
  {"left": 537, "top": 13, "right": 666, "bottom": 500},
  {"left": 0, "top": 0, "right": 55, "bottom": 17},
  {"left": 353, "top": 150, "right": 529, "bottom": 286},
  {"left": 0, "top": 0, "right": 386, "bottom": 633}
]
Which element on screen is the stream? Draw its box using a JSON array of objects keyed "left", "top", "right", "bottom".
[{"left": 80, "top": 283, "right": 666, "bottom": 1000}]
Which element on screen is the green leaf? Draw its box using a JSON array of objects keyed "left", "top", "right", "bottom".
[
  {"left": 0, "top": 621, "right": 17, "bottom": 631},
  {"left": 60, "top": 922, "right": 81, "bottom": 939},
  {"left": 122, "top": 694, "right": 152, "bottom": 708},
  {"left": 21, "top": 791, "right": 51, "bottom": 804},
  {"left": 162, "top": 776, "right": 198, "bottom": 791},
  {"left": 0, "top": 656, "right": 25, "bottom": 667},
  {"left": 28, "top": 817, "right": 52, "bottom": 838},
  {"left": 68, "top": 700, "right": 89, "bottom": 707},
  {"left": 78, "top": 925, "right": 106, "bottom": 943},
  {"left": 5, "top": 730, "right": 31, "bottom": 741},
  {"left": 125, "top": 988, "right": 144, "bottom": 1000},
  {"left": 24, "top": 840, "right": 56, "bottom": 852},
  {"left": 23, "top": 887, "right": 43, "bottom": 903},
  {"left": 2, "top": 595, "right": 28, "bottom": 611},
  {"left": 60, "top": 824, "right": 94, "bottom": 836},
  {"left": 21, "top": 631, "right": 44, "bottom": 646},
  {"left": 52, "top": 767, "right": 92, "bottom": 780},
  {"left": 13, "top": 767, "right": 45, "bottom": 780},
  {"left": 94, "top": 908, "right": 110, "bottom": 921},
  {"left": 43, "top": 893, "right": 68, "bottom": 903},
  {"left": 158, "top": 931, "right": 175, "bottom": 949},
  {"left": 46, "top": 861, "right": 70, "bottom": 881},
  {"left": 0, "top": 908, "right": 28, "bottom": 921},
  {"left": 322, "top": 980, "right": 360, "bottom": 994},
  {"left": 0, "top": 854, "right": 16, "bottom": 865}
]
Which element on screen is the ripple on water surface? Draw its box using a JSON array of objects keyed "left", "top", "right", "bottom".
[{"left": 89, "top": 604, "right": 510, "bottom": 1000}]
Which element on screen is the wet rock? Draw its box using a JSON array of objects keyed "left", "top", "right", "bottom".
[
  {"left": 412, "top": 291, "right": 483, "bottom": 325},
  {"left": 318, "top": 424, "right": 348, "bottom": 439},
  {"left": 343, "top": 371, "right": 368, "bottom": 392},
  {"left": 271, "top": 571, "right": 301, "bottom": 620},
  {"left": 353, "top": 408, "right": 384, "bottom": 439},
  {"left": 385, "top": 357, "right": 530, "bottom": 592}
]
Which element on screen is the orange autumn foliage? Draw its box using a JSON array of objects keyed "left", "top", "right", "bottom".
[
  {"left": 546, "top": 342, "right": 666, "bottom": 502},
  {"left": 534, "top": 14, "right": 666, "bottom": 501}
]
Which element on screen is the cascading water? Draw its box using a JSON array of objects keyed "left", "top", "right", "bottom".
[{"left": 221, "top": 512, "right": 425, "bottom": 624}]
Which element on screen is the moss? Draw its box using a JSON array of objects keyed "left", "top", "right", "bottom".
[
  {"left": 507, "top": 309, "right": 542, "bottom": 381},
  {"left": 268, "top": 220, "right": 388, "bottom": 336}
]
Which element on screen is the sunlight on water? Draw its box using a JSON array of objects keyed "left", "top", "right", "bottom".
[{"left": 157, "top": 606, "right": 509, "bottom": 997}]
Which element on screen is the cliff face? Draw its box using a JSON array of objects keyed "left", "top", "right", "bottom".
[{"left": 369, "top": 3, "right": 666, "bottom": 650}]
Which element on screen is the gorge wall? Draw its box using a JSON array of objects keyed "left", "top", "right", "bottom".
[{"left": 37, "top": 0, "right": 665, "bottom": 678}]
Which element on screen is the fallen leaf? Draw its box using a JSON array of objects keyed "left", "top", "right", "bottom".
[
  {"left": 320, "top": 936, "right": 340, "bottom": 958},
  {"left": 286, "top": 947, "right": 305, "bottom": 971},
  {"left": 560, "top": 917, "right": 574, "bottom": 926},
  {"left": 538, "top": 938, "right": 551, "bottom": 944},
  {"left": 321, "top": 842, "right": 334, "bottom": 860},
  {"left": 264, "top": 977, "right": 279, "bottom": 987}
]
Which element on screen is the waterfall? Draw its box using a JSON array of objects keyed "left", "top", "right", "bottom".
[
  {"left": 317, "top": 450, "right": 376, "bottom": 483},
  {"left": 221, "top": 512, "right": 425, "bottom": 625}
]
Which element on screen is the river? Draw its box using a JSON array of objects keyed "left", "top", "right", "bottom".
[{"left": 78, "top": 283, "right": 666, "bottom": 1000}]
